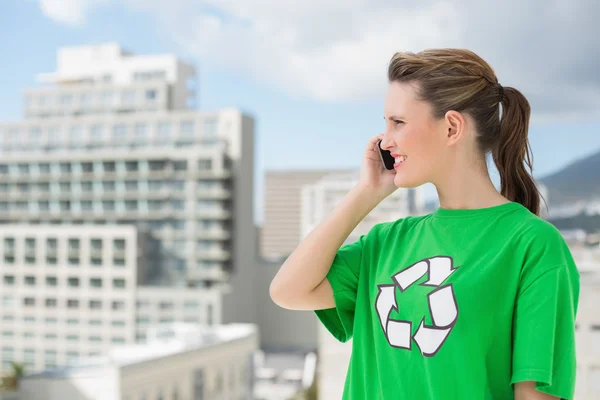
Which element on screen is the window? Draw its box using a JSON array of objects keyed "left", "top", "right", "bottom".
[
  {"left": 103, "top": 200, "right": 116, "bottom": 211},
  {"left": 90, "top": 124, "right": 103, "bottom": 142},
  {"left": 134, "top": 123, "right": 147, "bottom": 143},
  {"left": 159, "top": 301, "right": 173, "bottom": 310},
  {"left": 172, "top": 200, "right": 184, "bottom": 210},
  {"left": 69, "top": 126, "right": 84, "bottom": 148},
  {"left": 60, "top": 162, "right": 72, "bottom": 173},
  {"left": 46, "top": 277, "right": 57, "bottom": 286},
  {"left": 45, "top": 298, "right": 57, "bottom": 308},
  {"left": 125, "top": 180, "right": 138, "bottom": 191},
  {"left": 39, "top": 163, "right": 50, "bottom": 174},
  {"left": 67, "top": 334, "right": 79, "bottom": 341},
  {"left": 45, "top": 317, "right": 57, "bottom": 325},
  {"left": 198, "top": 159, "right": 212, "bottom": 171},
  {"left": 82, "top": 162, "right": 94, "bottom": 173},
  {"left": 68, "top": 277, "right": 80, "bottom": 287},
  {"left": 81, "top": 181, "right": 93, "bottom": 192},
  {"left": 125, "top": 200, "right": 137, "bottom": 211},
  {"left": 113, "top": 239, "right": 125, "bottom": 251},
  {"left": 103, "top": 161, "right": 116, "bottom": 172},
  {"left": 23, "top": 297, "right": 35, "bottom": 306},
  {"left": 59, "top": 182, "right": 71, "bottom": 192},
  {"left": 112, "top": 301, "right": 125, "bottom": 311},
  {"left": 149, "top": 161, "right": 165, "bottom": 171},
  {"left": 145, "top": 89, "right": 157, "bottom": 100},
  {"left": 81, "top": 200, "right": 93, "bottom": 211},
  {"left": 90, "top": 278, "right": 102, "bottom": 288},
  {"left": 89, "top": 300, "right": 102, "bottom": 310},
  {"left": 3, "top": 276, "right": 15, "bottom": 285},
  {"left": 18, "top": 164, "right": 30, "bottom": 174},
  {"left": 203, "top": 118, "right": 218, "bottom": 137},
  {"left": 173, "top": 160, "right": 187, "bottom": 171},
  {"left": 25, "top": 276, "right": 36, "bottom": 286},
  {"left": 112, "top": 124, "right": 127, "bottom": 143},
  {"left": 180, "top": 120, "right": 194, "bottom": 137},
  {"left": 125, "top": 161, "right": 138, "bottom": 172},
  {"left": 113, "top": 279, "right": 126, "bottom": 289},
  {"left": 67, "top": 299, "right": 79, "bottom": 309},
  {"left": 156, "top": 122, "right": 171, "bottom": 142},
  {"left": 103, "top": 181, "right": 116, "bottom": 191}
]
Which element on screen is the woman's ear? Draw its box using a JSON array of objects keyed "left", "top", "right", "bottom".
[{"left": 444, "top": 110, "right": 466, "bottom": 146}]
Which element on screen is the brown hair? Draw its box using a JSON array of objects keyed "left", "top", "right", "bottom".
[{"left": 388, "top": 49, "right": 541, "bottom": 215}]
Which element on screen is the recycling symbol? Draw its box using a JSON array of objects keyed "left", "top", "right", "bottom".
[{"left": 375, "top": 256, "right": 459, "bottom": 357}]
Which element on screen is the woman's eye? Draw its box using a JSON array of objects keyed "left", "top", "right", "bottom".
[{"left": 394, "top": 120, "right": 404, "bottom": 125}]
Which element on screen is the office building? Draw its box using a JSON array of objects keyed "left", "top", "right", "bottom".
[
  {"left": 260, "top": 170, "right": 354, "bottom": 261},
  {"left": 0, "top": 43, "right": 258, "bottom": 327},
  {"left": 0, "top": 225, "right": 222, "bottom": 375}
]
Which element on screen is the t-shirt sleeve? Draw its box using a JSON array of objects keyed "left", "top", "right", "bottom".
[
  {"left": 313, "top": 233, "right": 367, "bottom": 343},
  {"left": 510, "top": 259, "right": 580, "bottom": 399}
]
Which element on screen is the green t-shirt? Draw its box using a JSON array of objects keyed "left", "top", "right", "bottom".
[{"left": 315, "top": 202, "right": 580, "bottom": 400}]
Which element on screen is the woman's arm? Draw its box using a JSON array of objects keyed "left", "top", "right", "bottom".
[
  {"left": 269, "top": 184, "right": 382, "bottom": 310},
  {"left": 514, "top": 382, "right": 560, "bottom": 400}
]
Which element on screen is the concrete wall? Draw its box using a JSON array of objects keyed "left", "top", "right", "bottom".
[{"left": 222, "top": 114, "right": 258, "bottom": 326}]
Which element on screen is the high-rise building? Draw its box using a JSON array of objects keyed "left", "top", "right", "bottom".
[
  {"left": 0, "top": 225, "right": 223, "bottom": 374},
  {"left": 260, "top": 170, "right": 354, "bottom": 261},
  {"left": 0, "top": 43, "right": 256, "bottom": 289},
  {"left": 0, "top": 43, "right": 258, "bottom": 371}
]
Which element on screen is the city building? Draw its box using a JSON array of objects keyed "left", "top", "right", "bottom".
[
  {"left": 298, "top": 171, "right": 424, "bottom": 400},
  {"left": 0, "top": 43, "right": 258, "bottom": 328},
  {"left": 260, "top": 170, "right": 355, "bottom": 261},
  {"left": 0, "top": 225, "right": 221, "bottom": 375},
  {"left": 18, "top": 323, "right": 259, "bottom": 400}
]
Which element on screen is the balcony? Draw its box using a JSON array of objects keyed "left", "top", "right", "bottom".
[
  {"left": 196, "top": 187, "right": 231, "bottom": 200},
  {"left": 196, "top": 248, "right": 231, "bottom": 261},
  {"left": 195, "top": 170, "right": 232, "bottom": 179},
  {"left": 196, "top": 229, "right": 231, "bottom": 240},
  {"left": 195, "top": 209, "right": 231, "bottom": 220}
]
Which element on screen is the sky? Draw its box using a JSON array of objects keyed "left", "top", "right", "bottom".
[{"left": 1, "top": 0, "right": 600, "bottom": 225}]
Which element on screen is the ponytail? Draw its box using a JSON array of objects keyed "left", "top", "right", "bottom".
[{"left": 492, "top": 86, "right": 541, "bottom": 215}]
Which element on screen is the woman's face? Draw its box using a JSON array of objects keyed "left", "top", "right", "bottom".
[{"left": 381, "top": 81, "right": 449, "bottom": 189}]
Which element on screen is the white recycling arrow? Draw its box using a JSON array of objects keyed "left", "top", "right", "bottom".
[
  {"left": 422, "top": 256, "right": 457, "bottom": 287},
  {"left": 413, "top": 285, "right": 458, "bottom": 356},
  {"left": 375, "top": 285, "right": 397, "bottom": 334},
  {"left": 393, "top": 260, "right": 428, "bottom": 291},
  {"left": 375, "top": 256, "right": 460, "bottom": 357}
]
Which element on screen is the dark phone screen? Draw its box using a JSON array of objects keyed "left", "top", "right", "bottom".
[{"left": 378, "top": 139, "right": 395, "bottom": 170}]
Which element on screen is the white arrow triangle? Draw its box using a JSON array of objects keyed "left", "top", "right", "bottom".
[
  {"left": 375, "top": 285, "right": 397, "bottom": 334},
  {"left": 428, "top": 285, "right": 458, "bottom": 328},
  {"left": 422, "top": 256, "right": 457, "bottom": 286},
  {"left": 413, "top": 320, "right": 452, "bottom": 357},
  {"left": 393, "top": 260, "right": 428, "bottom": 291}
]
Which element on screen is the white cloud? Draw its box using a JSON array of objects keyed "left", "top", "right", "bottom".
[
  {"left": 39, "top": 0, "right": 110, "bottom": 26},
  {"left": 38, "top": 0, "right": 600, "bottom": 120}
]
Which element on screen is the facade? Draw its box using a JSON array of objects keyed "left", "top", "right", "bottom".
[
  {"left": 260, "top": 170, "right": 354, "bottom": 261},
  {"left": 0, "top": 43, "right": 259, "bottom": 373},
  {"left": 0, "top": 225, "right": 222, "bottom": 375},
  {"left": 18, "top": 323, "right": 259, "bottom": 400},
  {"left": 0, "top": 43, "right": 255, "bottom": 289}
]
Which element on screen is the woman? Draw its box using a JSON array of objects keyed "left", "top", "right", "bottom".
[{"left": 270, "top": 48, "right": 579, "bottom": 399}]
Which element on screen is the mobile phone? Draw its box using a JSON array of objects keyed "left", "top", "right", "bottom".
[{"left": 378, "top": 139, "right": 395, "bottom": 170}]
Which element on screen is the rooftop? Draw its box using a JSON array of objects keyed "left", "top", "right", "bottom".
[{"left": 24, "top": 323, "right": 257, "bottom": 379}]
